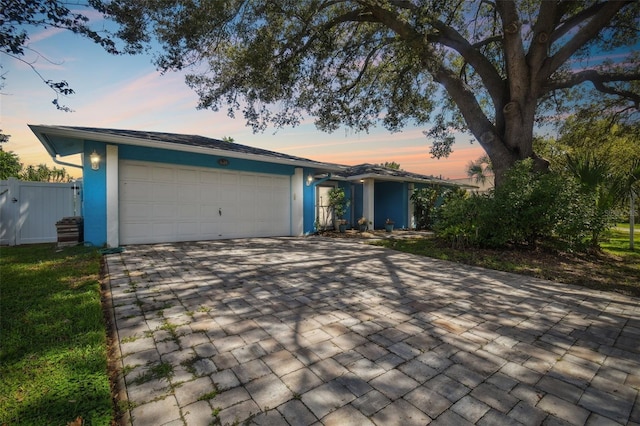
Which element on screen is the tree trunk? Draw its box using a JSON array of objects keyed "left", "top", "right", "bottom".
[{"left": 484, "top": 98, "right": 550, "bottom": 187}]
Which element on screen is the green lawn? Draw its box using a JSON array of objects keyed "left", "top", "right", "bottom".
[
  {"left": 0, "top": 244, "right": 113, "bottom": 425},
  {"left": 374, "top": 227, "right": 640, "bottom": 297}
]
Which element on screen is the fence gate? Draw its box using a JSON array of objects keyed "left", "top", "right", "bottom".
[{"left": 0, "top": 178, "right": 81, "bottom": 246}]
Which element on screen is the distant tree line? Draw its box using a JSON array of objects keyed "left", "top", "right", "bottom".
[{"left": 0, "top": 133, "right": 72, "bottom": 182}]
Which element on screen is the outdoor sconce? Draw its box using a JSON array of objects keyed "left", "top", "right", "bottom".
[
  {"left": 89, "top": 150, "right": 100, "bottom": 170},
  {"left": 306, "top": 173, "right": 314, "bottom": 186}
]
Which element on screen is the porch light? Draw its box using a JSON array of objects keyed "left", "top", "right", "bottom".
[
  {"left": 306, "top": 173, "right": 314, "bottom": 186},
  {"left": 89, "top": 150, "right": 100, "bottom": 170}
]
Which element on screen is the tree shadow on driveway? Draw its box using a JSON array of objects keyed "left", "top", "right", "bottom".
[{"left": 105, "top": 237, "right": 640, "bottom": 425}]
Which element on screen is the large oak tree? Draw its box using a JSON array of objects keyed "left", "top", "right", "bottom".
[{"left": 100, "top": 1, "right": 639, "bottom": 184}]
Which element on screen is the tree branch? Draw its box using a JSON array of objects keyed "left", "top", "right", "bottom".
[
  {"left": 545, "top": 69, "right": 640, "bottom": 107},
  {"left": 1, "top": 51, "right": 74, "bottom": 112},
  {"left": 549, "top": 2, "right": 609, "bottom": 44},
  {"left": 496, "top": 0, "right": 528, "bottom": 102},
  {"left": 543, "top": 1, "right": 631, "bottom": 78},
  {"left": 429, "top": 20, "right": 506, "bottom": 108}
]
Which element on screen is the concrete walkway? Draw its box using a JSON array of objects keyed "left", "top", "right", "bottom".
[{"left": 104, "top": 237, "right": 640, "bottom": 426}]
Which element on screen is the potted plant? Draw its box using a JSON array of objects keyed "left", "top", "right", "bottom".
[
  {"left": 327, "top": 187, "right": 350, "bottom": 232},
  {"left": 385, "top": 218, "right": 395, "bottom": 232},
  {"left": 357, "top": 217, "right": 368, "bottom": 232}
]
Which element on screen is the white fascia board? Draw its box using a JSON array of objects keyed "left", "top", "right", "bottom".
[
  {"left": 345, "top": 173, "right": 476, "bottom": 188},
  {"left": 28, "top": 125, "right": 62, "bottom": 157},
  {"left": 29, "top": 125, "right": 345, "bottom": 172}
]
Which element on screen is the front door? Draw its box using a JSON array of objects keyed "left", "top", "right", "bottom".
[{"left": 315, "top": 185, "right": 335, "bottom": 230}]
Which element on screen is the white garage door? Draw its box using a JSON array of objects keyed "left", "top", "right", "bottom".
[{"left": 119, "top": 160, "right": 291, "bottom": 244}]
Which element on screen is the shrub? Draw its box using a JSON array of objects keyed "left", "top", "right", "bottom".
[
  {"left": 434, "top": 193, "right": 488, "bottom": 248},
  {"left": 434, "top": 159, "right": 609, "bottom": 251}
]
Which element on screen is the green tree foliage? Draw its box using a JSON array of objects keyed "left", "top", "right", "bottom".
[
  {"left": 0, "top": 148, "right": 71, "bottom": 182},
  {"left": 20, "top": 164, "right": 72, "bottom": 182},
  {"left": 0, "top": 150, "right": 23, "bottom": 180},
  {"left": 539, "top": 115, "right": 640, "bottom": 219},
  {"left": 98, "top": 1, "right": 639, "bottom": 186},
  {"left": 556, "top": 116, "right": 640, "bottom": 183},
  {"left": 379, "top": 161, "right": 401, "bottom": 170},
  {"left": 466, "top": 155, "right": 493, "bottom": 185},
  {"left": 0, "top": 130, "right": 10, "bottom": 145},
  {"left": 1, "top": 0, "right": 126, "bottom": 110}
]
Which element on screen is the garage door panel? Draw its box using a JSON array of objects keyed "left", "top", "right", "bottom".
[
  {"left": 200, "top": 171, "right": 218, "bottom": 184},
  {"left": 152, "top": 166, "right": 176, "bottom": 182},
  {"left": 219, "top": 172, "right": 238, "bottom": 185},
  {"left": 200, "top": 204, "right": 221, "bottom": 218},
  {"left": 177, "top": 169, "right": 198, "bottom": 183},
  {"left": 179, "top": 205, "right": 199, "bottom": 219},
  {"left": 240, "top": 174, "right": 257, "bottom": 186},
  {"left": 151, "top": 183, "right": 177, "bottom": 202},
  {"left": 178, "top": 185, "right": 198, "bottom": 203},
  {"left": 151, "top": 203, "right": 177, "bottom": 219},
  {"left": 121, "top": 163, "right": 150, "bottom": 180},
  {"left": 119, "top": 160, "right": 291, "bottom": 244},
  {"left": 120, "top": 222, "right": 151, "bottom": 241},
  {"left": 121, "top": 202, "right": 150, "bottom": 220},
  {"left": 177, "top": 222, "right": 198, "bottom": 233},
  {"left": 151, "top": 222, "right": 177, "bottom": 239},
  {"left": 121, "top": 181, "right": 151, "bottom": 201}
]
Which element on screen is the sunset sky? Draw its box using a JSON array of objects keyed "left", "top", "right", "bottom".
[{"left": 0, "top": 14, "right": 492, "bottom": 180}]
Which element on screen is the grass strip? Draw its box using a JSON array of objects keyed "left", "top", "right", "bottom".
[
  {"left": 373, "top": 228, "right": 640, "bottom": 297},
  {"left": 0, "top": 244, "right": 113, "bottom": 425}
]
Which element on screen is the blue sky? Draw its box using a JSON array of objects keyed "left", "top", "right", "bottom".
[{"left": 1, "top": 21, "right": 486, "bottom": 179}]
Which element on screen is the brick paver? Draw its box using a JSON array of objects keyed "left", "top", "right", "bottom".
[{"left": 105, "top": 237, "right": 640, "bottom": 425}]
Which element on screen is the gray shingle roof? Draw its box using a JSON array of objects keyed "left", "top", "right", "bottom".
[
  {"left": 335, "top": 163, "right": 467, "bottom": 187},
  {"left": 30, "top": 125, "right": 475, "bottom": 188},
  {"left": 65, "top": 126, "right": 332, "bottom": 165}
]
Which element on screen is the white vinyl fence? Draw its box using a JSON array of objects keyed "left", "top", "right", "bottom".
[{"left": 0, "top": 178, "right": 82, "bottom": 246}]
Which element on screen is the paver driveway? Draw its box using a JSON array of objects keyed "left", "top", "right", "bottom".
[{"left": 104, "top": 237, "right": 640, "bottom": 426}]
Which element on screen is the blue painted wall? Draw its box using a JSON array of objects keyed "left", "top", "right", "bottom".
[
  {"left": 119, "top": 145, "right": 297, "bottom": 175},
  {"left": 302, "top": 168, "right": 317, "bottom": 235},
  {"left": 83, "top": 141, "right": 107, "bottom": 246},
  {"left": 374, "top": 181, "right": 408, "bottom": 229},
  {"left": 351, "top": 183, "right": 363, "bottom": 223}
]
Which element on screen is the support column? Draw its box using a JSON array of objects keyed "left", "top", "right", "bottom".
[
  {"left": 292, "top": 168, "right": 304, "bottom": 236},
  {"left": 408, "top": 183, "right": 415, "bottom": 229},
  {"left": 106, "top": 144, "right": 119, "bottom": 247},
  {"left": 363, "top": 178, "right": 375, "bottom": 229}
]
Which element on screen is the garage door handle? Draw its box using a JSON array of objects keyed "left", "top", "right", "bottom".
[{"left": 219, "top": 208, "right": 222, "bottom": 216}]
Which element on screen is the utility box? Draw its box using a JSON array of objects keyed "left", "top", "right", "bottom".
[{"left": 56, "top": 216, "right": 84, "bottom": 247}]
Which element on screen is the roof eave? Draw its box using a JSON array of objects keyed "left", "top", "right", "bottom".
[
  {"left": 28, "top": 124, "right": 344, "bottom": 172},
  {"left": 344, "top": 173, "right": 460, "bottom": 186}
]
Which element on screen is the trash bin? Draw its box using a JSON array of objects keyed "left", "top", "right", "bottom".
[{"left": 56, "top": 216, "right": 84, "bottom": 247}]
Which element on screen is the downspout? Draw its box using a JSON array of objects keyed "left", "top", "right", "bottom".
[{"left": 53, "top": 155, "right": 83, "bottom": 170}]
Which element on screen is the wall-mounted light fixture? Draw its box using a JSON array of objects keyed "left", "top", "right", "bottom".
[
  {"left": 306, "top": 173, "right": 314, "bottom": 187},
  {"left": 90, "top": 150, "right": 100, "bottom": 170}
]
